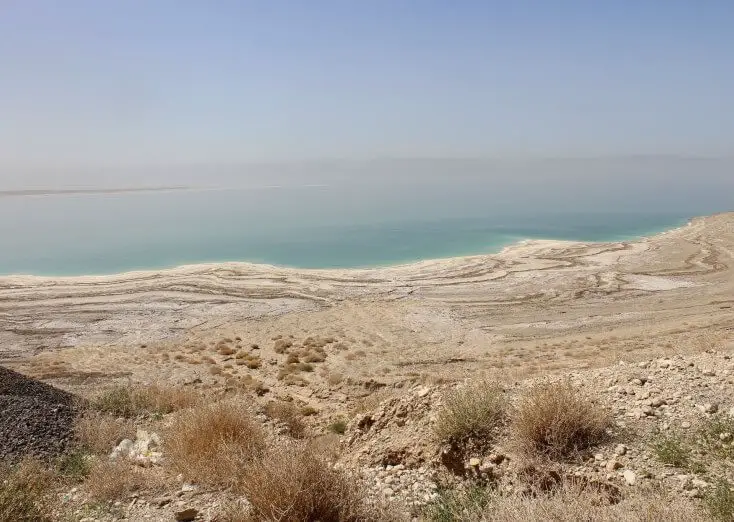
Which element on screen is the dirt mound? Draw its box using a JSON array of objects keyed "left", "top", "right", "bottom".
[{"left": 0, "top": 366, "right": 80, "bottom": 462}]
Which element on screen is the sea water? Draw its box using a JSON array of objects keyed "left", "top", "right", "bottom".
[{"left": 1, "top": 159, "right": 731, "bottom": 276}]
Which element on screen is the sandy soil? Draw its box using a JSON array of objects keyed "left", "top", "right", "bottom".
[{"left": 1, "top": 212, "right": 732, "bottom": 401}]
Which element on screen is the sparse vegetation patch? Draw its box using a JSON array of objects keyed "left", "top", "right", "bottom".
[{"left": 512, "top": 380, "right": 611, "bottom": 459}]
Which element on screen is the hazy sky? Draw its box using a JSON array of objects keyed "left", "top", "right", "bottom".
[{"left": 2, "top": 1, "right": 733, "bottom": 173}]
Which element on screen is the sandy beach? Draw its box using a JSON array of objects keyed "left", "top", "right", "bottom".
[{"left": 1, "top": 212, "right": 731, "bottom": 390}]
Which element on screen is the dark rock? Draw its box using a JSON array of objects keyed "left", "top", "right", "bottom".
[
  {"left": 0, "top": 366, "right": 80, "bottom": 462},
  {"left": 175, "top": 507, "right": 199, "bottom": 521}
]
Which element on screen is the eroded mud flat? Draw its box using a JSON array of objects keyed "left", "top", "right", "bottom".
[{"left": 1, "top": 212, "right": 731, "bottom": 387}]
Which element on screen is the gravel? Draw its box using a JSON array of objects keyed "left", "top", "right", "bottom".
[{"left": 0, "top": 366, "right": 80, "bottom": 462}]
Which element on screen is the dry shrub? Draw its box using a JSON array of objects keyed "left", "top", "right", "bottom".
[
  {"left": 218, "top": 345, "right": 237, "bottom": 356},
  {"left": 85, "top": 459, "right": 145, "bottom": 502},
  {"left": 165, "top": 401, "right": 265, "bottom": 485},
  {"left": 217, "top": 500, "right": 251, "bottom": 522},
  {"left": 245, "top": 358, "right": 262, "bottom": 369},
  {"left": 264, "top": 401, "right": 306, "bottom": 438},
  {"left": 0, "top": 459, "right": 53, "bottom": 521},
  {"left": 435, "top": 381, "right": 506, "bottom": 446},
  {"left": 282, "top": 374, "right": 309, "bottom": 387},
  {"left": 75, "top": 412, "right": 136, "bottom": 455},
  {"left": 92, "top": 383, "right": 199, "bottom": 418},
  {"left": 235, "top": 352, "right": 262, "bottom": 369},
  {"left": 512, "top": 380, "right": 612, "bottom": 459},
  {"left": 424, "top": 482, "right": 706, "bottom": 521},
  {"left": 239, "top": 442, "right": 392, "bottom": 522},
  {"left": 274, "top": 339, "right": 293, "bottom": 354},
  {"left": 304, "top": 351, "right": 327, "bottom": 363},
  {"left": 301, "top": 406, "right": 318, "bottom": 416}
]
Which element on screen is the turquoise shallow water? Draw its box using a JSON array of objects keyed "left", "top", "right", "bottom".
[
  {"left": 3, "top": 157, "right": 733, "bottom": 277},
  {"left": 0, "top": 185, "right": 700, "bottom": 276}
]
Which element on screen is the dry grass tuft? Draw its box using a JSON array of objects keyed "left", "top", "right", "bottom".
[
  {"left": 218, "top": 345, "right": 237, "bottom": 356},
  {"left": 0, "top": 459, "right": 53, "bottom": 522},
  {"left": 435, "top": 381, "right": 506, "bottom": 447},
  {"left": 512, "top": 380, "right": 612, "bottom": 459},
  {"left": 264, "top": 401, "right": 307, "bottom": 438},
  {"left": 304, "top": 350, "right": 327, "bottom": 363},
  {"left": 85, "top": 459, "right": 146, "bottom": 502},
  {"left": 165, "top": 401, "right": 266, "bottom": 485},
  {"left": 274, "top": 339, "right": 293, "bottom": 354},
  {"left": 75, "top": 412, "right": 136, "bottom": 455},
  {"left": 92, "top": 383, "right": 199, "bottom": 418},
  {"left": 239, "top": 442, "right": 392, "bottom": 522},
  {"left": 423, "top": 482, "right": 706, "bottom": 521}
]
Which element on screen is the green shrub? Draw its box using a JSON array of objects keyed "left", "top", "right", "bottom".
[
  {"left": 56, "top": 450, "right": 92, "bottom": 481},
  {"left": 652, "top": 434, "right": 690, "bottom": 467},
  {"left": 0, "top": 459, "right": 53, "bottom": 522},
  {"left": 704, "top": 479, "right": 734, "bottom": 521},
  {"left": 328, "top": 419, "right": 348, "bottom": 435},
  {"left": 92, "top": 384, "right": 198, "bottom": 418}
]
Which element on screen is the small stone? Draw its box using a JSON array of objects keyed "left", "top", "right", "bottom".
[
  {"left": 623, "top": 470, "right": 637, "bottom": 486},
  {"left": 594, "top": 453, "right": 604, "bottom": 461},
  {"left": 382, "top": 487, "right": 395, "bottom": 497},
  {"left": 614, "top": 444, "right": 628, "bottom": 456},
  {"left": 606, "top": 460, "right": 622, "bottom": 471},
  {"left": 468, "top": 458, "right": 481, "bottom": 468},
  {"left": 720, "top": 432, "right": 733, "bottom": 442},
  {"left": 704, "top": 403, "right": 719, "bottom": 414},
  {"left": 651, "top": 397, "right": 666, "bottom": 407},
  {"left": 417, "top": 387, "right": 430, "bottom": 398},
  {"left": 175, "top": 508, "right": 199, "bottom": 522},
  {"left": 681, "top": 421, "right": 692, "bottom": 429},
  {"left": 156, "top": 496, "right": 172, "bottom": 507},
  {"left": 487, "top": 453, "right": 505, "bottom": 464},
  {"left": 676, "top": 474, "right": 691, "bottom": 485}
]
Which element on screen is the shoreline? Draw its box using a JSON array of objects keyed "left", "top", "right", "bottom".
[
  {"left": 0, "top": 186, "right": 191, "bottom": 198},
  {"left": 0, "top": 215, "right": 701, "bottom": 282},
  {"left": 1, "top": 211, "right": 731, "bottom": 361}
]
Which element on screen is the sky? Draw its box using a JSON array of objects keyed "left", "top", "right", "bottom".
[{"left": 1, "top": 1, "right": 733, "bottom": 180}]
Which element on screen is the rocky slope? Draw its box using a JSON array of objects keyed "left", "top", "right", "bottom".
[{"left": 0, "top": 366, "right": 79, "bottom": 462}]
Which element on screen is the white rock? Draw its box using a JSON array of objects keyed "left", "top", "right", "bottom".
[
  {"left": 110, "top": 439, "right": 134, "bottom": 460},
  {"left": 623, "top": 470, "right": 637, "bottom": 486},
  {"left": 614, "top": 444, "right": 628, "bottom": 456}
]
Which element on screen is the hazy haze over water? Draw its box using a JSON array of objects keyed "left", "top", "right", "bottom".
[{"left": 1, "top": 158, "right": 731, "bottom": 276}]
